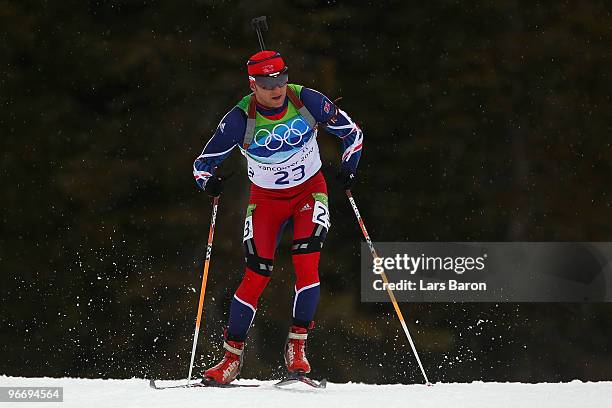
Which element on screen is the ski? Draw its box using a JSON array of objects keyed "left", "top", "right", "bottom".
[
  {"left": 199, "top": 378, "right": 261, "bottom": 388},
  {"left": 149, "top": 379, "right": 260, "bottom": 390},
  {"left": 274, "top": 373, "right": 327, "bottom": 389},
  {"left": 149, "top": 379, "right": 194, "bottom": 390},
  {"left": 150, "top": 375, "right": 325, "bottom": 390}
]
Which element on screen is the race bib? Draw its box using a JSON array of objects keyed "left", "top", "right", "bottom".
[
  {"left": 243, "top": 134, "right": 322, "bottom": 189},
  {"left": 243, "top": 204, "right": 256, "bottom": 242},
  {"left": 312, "top": 193, "right": 331, "bottom": 229}
]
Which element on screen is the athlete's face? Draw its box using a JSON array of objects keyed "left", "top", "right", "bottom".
[{"left": 250, "top": 82, "right": 287, "bottom": 109}]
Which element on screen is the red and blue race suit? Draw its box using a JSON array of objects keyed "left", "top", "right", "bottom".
[{"left": 192, "top": 85, "right": 363, "bottom": 340}]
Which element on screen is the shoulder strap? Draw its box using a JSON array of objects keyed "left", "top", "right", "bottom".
[
  {"left": 242, "top": 95, "right": 257, "bottom": 150},
  {"left": 286, "top": 86, "right": 317, "bottom": 130}
]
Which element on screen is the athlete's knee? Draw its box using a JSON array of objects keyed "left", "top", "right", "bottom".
[
  {"left": 243, "top": 239, "right": 274, "bottom": 277},
  {"left": 292, "top": 255, "right": 320, "bottom": 326},
  {"left": 292, "top": 253, "right": 320, "bottom": 289},
  {"left": 291, "top": 225, "right": 328, "bottom": 255},
  {"left": 235, "top": 268, "right": 271, "bottom": 308}
]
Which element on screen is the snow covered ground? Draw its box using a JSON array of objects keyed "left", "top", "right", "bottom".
[{"left": 1, "top": 376, "right": 610, "bottom": 408}]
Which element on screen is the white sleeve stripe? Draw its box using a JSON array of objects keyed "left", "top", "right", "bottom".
[
  {"left": 326, "top": 124, "right": 355, "bottom": 130},
  {"left": 327, "top": 110, "right": 360, "bottom": 134},
  {"left": 199, "top": 109, "right": 237, "bottom": 156},
  {"left": 200, "top": 144, "right": 236, "bottom": 158},
  {"left": 343, "top": 129, "right": 363, "bottom": 149},
  {"left": 342, "top": 130, "right": 363, "bottom": 161},
  {"left": 343, "top": 144, "right": 362, "bottom": 162},
  {"left": 339, "top": 109, "right": 354, "bottom": 123}
]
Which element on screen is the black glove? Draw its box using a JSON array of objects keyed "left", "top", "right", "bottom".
[
  {"left": 204, "top": 175, "right": 225, "bottom": 197},
  {"left": 337, "top": 167, "right": 356, "bottom": 190}
]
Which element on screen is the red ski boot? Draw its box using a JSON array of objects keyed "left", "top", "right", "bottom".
[
  {"left": 284, "top": 325, "right": 311, "bottom": 373},
  {"left": 204, "top": 340, "right": 244, "bottom": 384}
]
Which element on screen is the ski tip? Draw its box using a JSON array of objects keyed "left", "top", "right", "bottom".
[
  {"left": 319, "top": 379, "right": 328, "bottom": 389},
  {"left": 149, "top": 379, "right": 157, "bottom": 389},
  {"left": 426, "top": 382, "right": 434, "bottom": 387}
]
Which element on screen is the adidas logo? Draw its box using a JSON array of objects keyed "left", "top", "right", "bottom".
[{"left": 299, "top": 203, "right": 312, "bottom": 212}]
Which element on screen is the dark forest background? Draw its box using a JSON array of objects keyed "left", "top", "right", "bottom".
[{"left": 2, "top": 0, "right": 612, "bottom": 384}]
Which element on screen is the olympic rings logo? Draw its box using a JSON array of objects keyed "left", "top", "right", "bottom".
[{"left": 253, "top": 117, "right": 310, "bottom": 151}]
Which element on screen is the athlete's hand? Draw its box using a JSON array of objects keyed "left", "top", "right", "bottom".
[
  {"left": 337, "top": 167, "right": 356, "bottom": 190},
  {"left": 204, "top": 172, "right": 234, "bottom": 197},
  {"left": 204, "top": 176, "right": 224, "bottom": 197}
]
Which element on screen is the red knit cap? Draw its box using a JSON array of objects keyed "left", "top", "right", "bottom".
[{"left": 247, "top": 50, "right": 287, "bottom": 76}]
